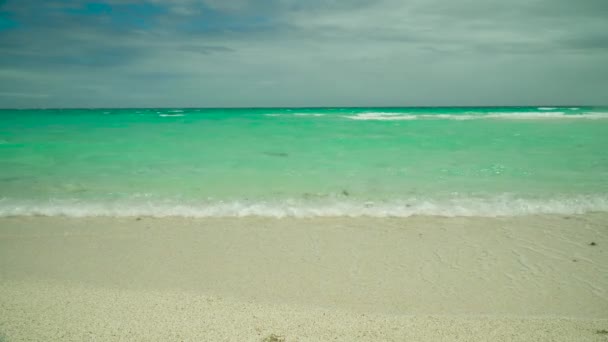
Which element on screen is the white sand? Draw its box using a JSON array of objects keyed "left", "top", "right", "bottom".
[{"left": 0, "top": 214, "right": 607, "bottom": 341}]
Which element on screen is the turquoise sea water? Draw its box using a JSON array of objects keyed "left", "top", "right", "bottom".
[{"left": 1, "top": 106, "right": 607, "bottom": 217}]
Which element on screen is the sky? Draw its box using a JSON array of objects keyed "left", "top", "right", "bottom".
[{"left": 0, "top": 0, "right": 607, "bottom": 108}]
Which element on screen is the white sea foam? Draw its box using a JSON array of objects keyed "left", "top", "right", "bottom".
[
  {"left": 344, "top": 112, "right": 608, "bottom": 121},
  {"left": 484, "top": 112, "right": 608, "bottom": 120},
  {"left": 261, "top": 110, "right": 608, "bottom": 121},
  {"left": 265, "top": 113, "right": 325, "bottom": 117},
  {"left": 159, "top": 114, "right": 185, "bottom": 117},
  {"left": 1, "top": 195, "right": 606, "bottom": 218},
  {"left": 346, "top": 113, "right": 417, "bottom": 121},
  {"left": 486, "top": 112, "right": 567, "bottom": 118}
]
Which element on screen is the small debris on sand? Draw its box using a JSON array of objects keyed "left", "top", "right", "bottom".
[{"left": 262, "top": 333, "right": 286, "bottom": 342}]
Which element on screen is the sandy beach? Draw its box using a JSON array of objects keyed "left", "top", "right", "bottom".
[{"left": 1, "top": 214, "right": 607, "bottom": 341}]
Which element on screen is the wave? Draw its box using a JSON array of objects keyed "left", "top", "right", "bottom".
[
  {"left": 343, "top": 112, "right": 608, "bottom": 121},
  {"left": 346, "top": 113, "right": 417, "bottom": 121},
  {"left": 259, "top": 110, "right": 608, "bottom": 121},
  {"left": 1, "top": 195, "right": 606, "bottom": 218},
  {"left": 264, "top": 113, "right": 325, "bottom": 117},
  {"left": 159, "top": 113, "right": 185, "bottom": 117}
]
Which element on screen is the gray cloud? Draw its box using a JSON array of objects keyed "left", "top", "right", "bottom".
[
  {"left": 0, "top": 0, "right": 607, "bottom": 108},
  {"left": 178, "top": 45, "right": 234, "bottom": 54},
  {"left": 560, "top": 34, "right": 608, "bottom": 50}
]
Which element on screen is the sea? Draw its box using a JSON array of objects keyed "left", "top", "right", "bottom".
[{"left": 1, "top": 106, "right": 607, "bottom": 218}]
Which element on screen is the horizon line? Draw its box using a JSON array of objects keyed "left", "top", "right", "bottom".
[{"left": 0, "top": 104, "right": 604, "bottom": 110}]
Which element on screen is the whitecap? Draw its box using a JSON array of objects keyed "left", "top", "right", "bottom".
[
  {"left": 1, "top": 195, "right": 606, "bottom": 218},
  {"left": 159, "top": 114, "right": 185, "bottom": 117},
  {"left": 485, "top": 112, "right": 608, "bottom": 120},
  {"left": 345, "top": 112, "right": 608, "bottom": 121},
  {"left": 345, "top": 113, "right": 417, "bottom": 121},
  {"left": 265, "top": 113, "right": 326, "bottom": 117}
]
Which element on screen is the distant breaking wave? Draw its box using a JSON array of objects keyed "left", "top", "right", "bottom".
[
  {"left": 344, "top": 112, "right": 608, "bottom": 121},
  {"left": 264, "top": 113, "right": 325, "bottom": 117},
  {"left": 158, "top": 113, "right": 185, "bottom": 117},
  {"left": 261, "top": 111, "right": 608, "bottom": 121},
  {"left": 1, "top": 195, "right": 606, "bottom": 218},
  {"left": 346, "top": 112, "right": 417, "bottom": 121}
]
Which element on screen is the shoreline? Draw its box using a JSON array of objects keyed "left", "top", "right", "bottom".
[{"left": 1, "top": 214, "right": 607, "bottom": 340}]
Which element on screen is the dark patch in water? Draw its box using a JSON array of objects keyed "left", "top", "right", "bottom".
[
  {"left": 264, "top": 152, "right": 288, "bottom": 158},
  {"left": 303, "top": 193, "right": 314, "bottom": 199},
  {"left": 589, "top": 242, "right": 597, "bottom": 246},
  {"left": 70, "top": 188, "right": 88, "bottom": 194},
  {"left": 342, "top": 190, "right": 349, "bottom": 196},
  {"left": 0, "top": 176, "right": 24, "bottom": 182}
]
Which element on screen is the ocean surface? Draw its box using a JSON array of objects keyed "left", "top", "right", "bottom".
[{"left": 1, "top": 106, "right": 607, "bottom": 217}]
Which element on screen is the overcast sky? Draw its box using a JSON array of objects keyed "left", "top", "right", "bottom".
[{"left": 0, "top": 0, "right": 607, "bottom": 108}]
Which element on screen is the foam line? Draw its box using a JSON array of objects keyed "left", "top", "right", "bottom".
[{"left": 1, "top": 195, "right": 606, "bottom": 218}]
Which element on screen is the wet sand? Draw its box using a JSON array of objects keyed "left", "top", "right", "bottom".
[{"left": 1, "top": 214, "right": 607, "bottom": 341}]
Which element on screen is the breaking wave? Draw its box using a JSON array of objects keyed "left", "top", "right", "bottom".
[
  {"left": 158, "top": 113, "right": 185, "bottom": 117},
  {"left": 1, "top": 195, "right": 606, "bottom": 218},
  {"left": 343, "top": 111, "right": 608, "bottom": 121}
]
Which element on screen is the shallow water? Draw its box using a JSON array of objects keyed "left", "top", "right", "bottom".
[{"left": 1, "top": 106, "right": 607, "bottom": 217}]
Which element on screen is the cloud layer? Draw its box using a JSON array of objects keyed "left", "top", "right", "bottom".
[{"left": 0, "top": 0, "right": 607, "bottom": 107}]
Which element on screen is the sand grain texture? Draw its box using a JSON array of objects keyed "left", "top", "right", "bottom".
[{"left": 1, "top": 215, "right": 607, "bottom": 341}]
